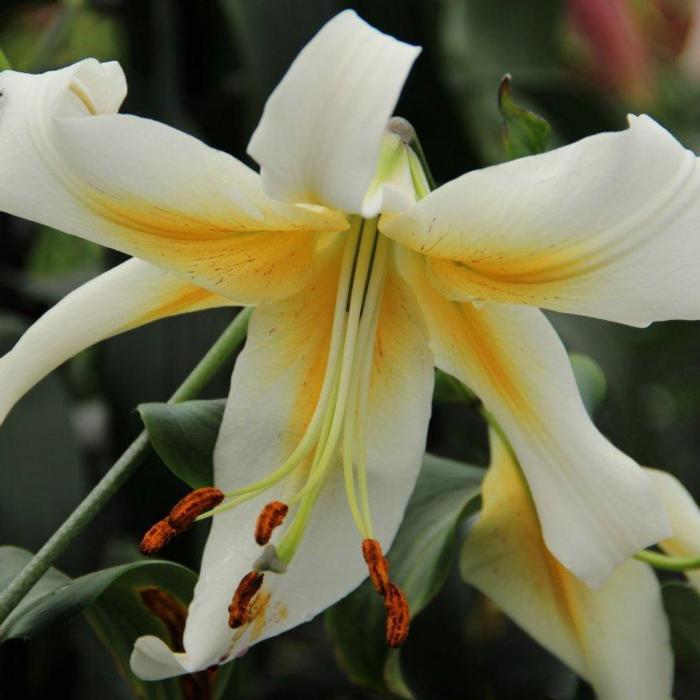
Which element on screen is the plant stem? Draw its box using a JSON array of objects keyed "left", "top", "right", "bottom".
[
  {"left": 0, "top": 307, "right": 252, "bottom": 625},
  {"left": 635, "top": 548, "right": 700, "bottom": 572}
]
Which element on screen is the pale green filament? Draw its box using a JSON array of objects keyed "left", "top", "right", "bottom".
[
  {"left": 195, "top": 220, "right": 363, "bottom": 524},
  {"left": 354, "top": 235, "right": 391, "bottom": 535},
  {"left": 276, "top": 219, "right": 380, "bottom": 564},
  {"left": 195, "top": 127, "right": 432, "bottom": 574}
]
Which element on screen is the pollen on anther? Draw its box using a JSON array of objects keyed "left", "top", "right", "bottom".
[
  {"left": 228, "top": 571, "right": 264, "bottom": 628},
  {"left": 140, "top": 519, "right": 177, "bottom": 555},
  {"left": 139, "top": 587, "right": 187, "bottom": 650},
  {"left": 361, "top": 539, "right": 390, "bottom": 596},
  {"left": 384, "top": 582, "right": 410, "bottom": 648},
  {"left": 168, "top": 487, "right": 225, "bottom": 530},
  {"left": 254, "top": 501, "right": 289, "bottom": 545}
]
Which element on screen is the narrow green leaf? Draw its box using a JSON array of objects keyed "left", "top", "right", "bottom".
[
  {"left": 662, "top": 581, "right": 700, "bottom": 658},
  {"left": 0, "top": 548, "right": 195, "bottom": 641},
  {"left": 498, "top": 74, "right": 551, "bottom": 160},
  {"left": 138, "top": 399, "right": 226, "bottom": 488},
  {"left": 325, "top": 454, "right": 483, "bottom": 696},
  {"left": 0, "top": 546, "right": 229, "bottom": 699},
  {"left": 570, "top": 353, "right": 607, "bottom": 417},
  {"left": 433, "top": 368, "right": 476, "bottom": 403}
]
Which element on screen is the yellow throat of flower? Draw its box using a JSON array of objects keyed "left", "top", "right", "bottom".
[{"left": 140, "top": 121, "right": 431, "bottom": 648}]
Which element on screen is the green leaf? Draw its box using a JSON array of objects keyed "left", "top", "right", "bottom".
[
  {"left": 139, "top": 399, "right": 226, "bottom": 488},
  {"left": 433, "top": 368, "right": 476, "bottom": 403},
  {"left": 570, "top": 353, "right": 607, "bottom": 417},
  {"left": 498, "top": 74, "right": 551, "bottom": 160},
  {"left": 0, "top": 47, "right": 10, "bottom": 70},
  {"left": 662, "top": 581, "right": 700, "bottom": 659},
  {"left": 325, "top": 454, "right": 483, "bottom": 697},
  {"left": 0, "top": 545, "right": 214, "bottom": 699}
]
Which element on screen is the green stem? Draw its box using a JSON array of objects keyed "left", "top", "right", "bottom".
[
  {"left": 408, "top": 133, "right": 437, "bottom": 191},
  {"left": 634, "top": 549, "right": 700, "bottom": 572},
  {"left": 0, "top": 307, "right": 252, "bottom": 626}
]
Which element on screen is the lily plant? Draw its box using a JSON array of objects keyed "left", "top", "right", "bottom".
[{"left": 1, "top": 9, "right": 700, "bottom": 681}]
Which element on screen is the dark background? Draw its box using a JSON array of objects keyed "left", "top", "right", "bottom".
[{"left": 2, "top": 0, "right": 700, "bottom": 698}]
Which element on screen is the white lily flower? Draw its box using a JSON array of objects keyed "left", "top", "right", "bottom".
[
  {"left": 462, "top": 430, "right": 673, "bottom": 700},
  {"left": 0, "top": 8, "right": 696, "bottom": 678}
]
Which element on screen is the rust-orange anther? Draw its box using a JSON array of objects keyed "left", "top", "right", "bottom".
[
  {"left": 384, "top": 582, "right": 410, "bottom": 648},
  {"left": 140, "top": 519, "right": 177, "bottom": 555},
  {"left": 361, "top": 538, "right": 390, "bottom": 596},
  {"left": 228, "top": 571, "right": 264, "bottom": 628},
  {"left": 139, "top": 587, "right": 187, "bottom": 651},
  {"left": 168, "top": 487, "right": 225, "bottom": 530},
  {"left": 254, "top": 501, "right": 289, "bottom": 545}
]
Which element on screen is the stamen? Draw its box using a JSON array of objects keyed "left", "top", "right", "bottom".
[
  {"left": 139, "top": 587, "right": 187, "bottom": 650},
  {"left": 361, "top": 539, "right": 390, "bottom": 596},
  {"left": 254, "top": 501, "right": 289, "bottom": 545},
  {"left": 168, "top": 487, "right": 225, "bottom": 530},
  {"left": 384, "top": 582, "right": 410, "bottom": 648},
  {"left": 140, "top": 488, "right": 224, "bottom": 554},
  {"left": 228, "top": 571, "right": 264, "bottom": 628},
  {"left": 140, "top": 519, "right": 177, "bottom": 555},
  {"left": 253, "top": 544, "right": 288, "bottom": 574}
]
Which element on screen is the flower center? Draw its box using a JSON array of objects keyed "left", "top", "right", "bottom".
[{"left": 139, "top": 119, "right": 432, "bottom": 648}]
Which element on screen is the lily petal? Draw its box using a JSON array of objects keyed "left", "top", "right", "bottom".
[
  {"left": 401, "top": 251, "right": 669, "bottom": 586},
  {"left": 381, "top": 115, "right": 700, "bottom": 326},
  {"left": 131, "top": 241, "right": 433, "bottom": 678},
  {"left": 0, "top": 60, "right": 348, "bottom": 305},
  {"left": 0, "top": 258, "right": 234, "bottom": 425},
  {"left": 647, "top": 467, "right": 700, "bottom": 592},
  {"left": 247, "top": 10, "right": 420, "bottom": 215},
  {"left": 462, "top": 430, "right": 673, "bottom": 700}
]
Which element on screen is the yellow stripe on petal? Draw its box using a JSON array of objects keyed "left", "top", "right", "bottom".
[
  {"left": 382, "top": 115, "right": 700, "bottom": 326},
  {"left": 0, "top": 259, "right": 235, "bottom": 425},
  {"left": 0, "top": 61, "right": 348, "bottom": 306},
  {"left": 399, "top": 249, "right": 669, "bottom": 586},
  {"left": 463, "top": 431, "right": 673, "bottom": 700}
]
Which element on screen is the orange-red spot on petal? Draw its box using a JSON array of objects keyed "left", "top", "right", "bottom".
[
  {"left": 168, "top": 487, "right": 225, "bottom": 530},
  {"left": 254, "top": 501, "right": 289, "bottom": 545},
  {"left": 384, "top": 582, "right": 410, "bottom": 648},
  {"left": 362, "top": 538, "right": 390, "bottom": 596},
  {"left": 228, "top": 572, "right": 264, "bottom": 629},
  {"left": 140, "top": 519, "right": 177, "bottom": 555}
]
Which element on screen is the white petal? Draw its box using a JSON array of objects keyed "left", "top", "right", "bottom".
[
  {"left": 0, "top": 60, "right": 347, "bottom": 304},
  {"left": 648, "top": 467, "right": 700, "bottom": 592},
  {"left": 131, "top": 242, "right": 433, "bottom": 677},
  {"left": 401, "top": 251, "right": 669, "bottom": 586},
  {"left": 130, "top": 636, "right": 190, "bottom": 681},
  {"left": 0, "top": 258, "right": 233, "bottom": 425},
  {"left": 462, "top": 430, "right": 674, "bottom": 700},
  {"left": 247, "top": 10, "right": 420, "bottom": 214},
  {"left": 381, "top": 114, "right": 700, "bottom": 326}
]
